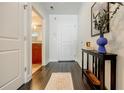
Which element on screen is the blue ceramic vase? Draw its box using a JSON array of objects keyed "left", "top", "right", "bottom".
[{"left": 97, "top": 34, "right": 108, "bottom": 53}]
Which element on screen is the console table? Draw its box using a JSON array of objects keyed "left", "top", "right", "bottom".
[{"left": 82, "top": 49, "right": 117, "bottom": 90}]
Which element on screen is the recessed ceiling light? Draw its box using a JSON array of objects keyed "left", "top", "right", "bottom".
[{"left": 50, "top": 6, "right": 54, "bottom": 10}]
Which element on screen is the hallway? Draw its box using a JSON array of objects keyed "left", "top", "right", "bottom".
[
  {"left": 19, "top": 62, "right": 91, "bottom": 90},
  {"left": 0, "top": 2, "right": 124, "bottom": 90}
]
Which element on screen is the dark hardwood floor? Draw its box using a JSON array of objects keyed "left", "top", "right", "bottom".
[{"left": 18, "top": 62, "right": 91, "bottom": 90}]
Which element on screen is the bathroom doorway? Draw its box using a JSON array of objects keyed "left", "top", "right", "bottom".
[{"left": 32, "top": 7, "right": 43, "bottom": 74}]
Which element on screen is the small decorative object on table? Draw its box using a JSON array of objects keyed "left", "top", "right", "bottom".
[
  {"left": 84, "top": 41, "right": 94, "bottom": 50},
  {"left": 91, "top": 2, "right": 123, "bottom": 53},
  {"left": 86, "top": 42, "right": 91, "bottom": 48}
]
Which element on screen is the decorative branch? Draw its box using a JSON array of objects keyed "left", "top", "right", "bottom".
[{"left": 93, "top": 2, "right": 123, "bottom": 35}]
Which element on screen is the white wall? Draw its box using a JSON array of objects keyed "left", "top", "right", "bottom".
[
  {"left": 32, "top": 3, "right": 49, "bottom": 65},
  {"left": 49, "top": 15, "right": 58, "bottom": 61},
  {"left": 77, "top": 2, "right": 124, "bottom": 89},
  {"left": 76, "top": 3, "right": 93, "bottom": 67}
]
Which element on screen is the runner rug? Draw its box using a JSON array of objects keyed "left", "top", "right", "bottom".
[{"left": 45, "top": 72, "right": 74, "bottom": 90}]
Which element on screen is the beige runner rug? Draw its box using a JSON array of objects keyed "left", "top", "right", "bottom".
[{"left": 45, "top": 72, "right": 74, "bottom": 90}]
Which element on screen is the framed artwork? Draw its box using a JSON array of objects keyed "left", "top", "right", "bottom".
[{"left": 91, "top": 2, "right": 109, "bottom": 37}]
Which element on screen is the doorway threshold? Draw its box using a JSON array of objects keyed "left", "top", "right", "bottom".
[{"left": 58, "top": 60, "right": 75, "bottom": 62}]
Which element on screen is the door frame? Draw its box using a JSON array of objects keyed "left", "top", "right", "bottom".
[
  {"left": 24, "top": 3, "right": 46, "bottom": 83},
  {"left": 23, "top": 2, "right": 32, "bottom": 83}
]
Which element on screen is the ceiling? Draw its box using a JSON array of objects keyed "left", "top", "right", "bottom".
[{"left": 40, "top": 2, "right": 82, "bottom": 14}]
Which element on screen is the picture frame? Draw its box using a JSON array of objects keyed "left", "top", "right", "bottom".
[{"left": 91, "top": 2, "right": 110, "bottom": 37}]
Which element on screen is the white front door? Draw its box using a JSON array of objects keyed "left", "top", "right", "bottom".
[
  {"left": 0, "top": 3, "right": 24, "bottom": 89},
  {"left": 57, "top": 15, "right": 77, "bottom": 61},
  {"left": 49, "top": 15, "right": 77, "bottom": 61}
]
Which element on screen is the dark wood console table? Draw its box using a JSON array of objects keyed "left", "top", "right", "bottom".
[{"left": 82, "top": 49, "right": 117, "bottom": 90}]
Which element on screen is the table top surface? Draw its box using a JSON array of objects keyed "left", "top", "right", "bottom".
[{"left": 82, "top": 49, "right": 117, "bottom": 56}]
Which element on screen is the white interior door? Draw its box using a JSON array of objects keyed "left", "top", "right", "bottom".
[
  {"left": 58, "top": 15, "right": 77, "bottom": 61},
  {"left": 0, "top": 3, "right": 24, "bottom": 89}
]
